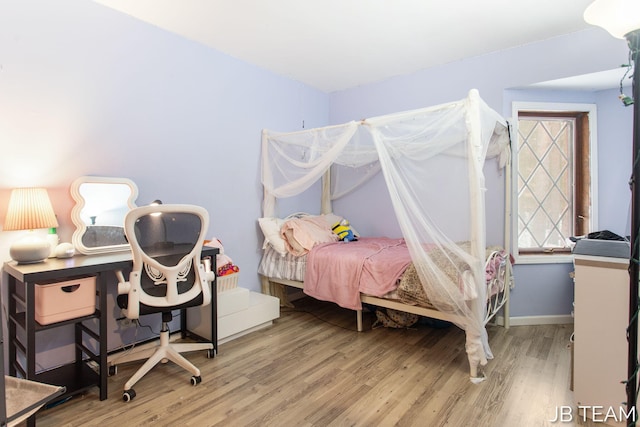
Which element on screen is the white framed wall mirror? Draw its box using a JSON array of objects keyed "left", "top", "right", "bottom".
[{"left": 71, "top": 176, "right": 138, "bottom": 255}]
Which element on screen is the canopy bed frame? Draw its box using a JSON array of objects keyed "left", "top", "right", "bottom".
[{"left": 258, "top": 90, "right": 513, "bottom": 382}]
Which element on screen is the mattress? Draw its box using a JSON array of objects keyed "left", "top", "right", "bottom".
[
  {"left": 259, "top": 241, "right": 509, "bottom": 310},
  {"left": 258, "top": 245, "right": 307, "bottom": 282}
]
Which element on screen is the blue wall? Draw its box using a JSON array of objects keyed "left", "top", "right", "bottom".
[
  {"left": 0, "top": 0, "right": 329, "bottom": 367},
  {"left": 0, "top": 0, "right": 330, "bottom": 279},
  {"left": 328, "top": 29, "right": 632, "bottom": 319},
  {"left": 0, "top": 0, "right": 635, "bottom": 368},
  {"left": 503, "top": 88, "right": 632, "bottom": 317}
]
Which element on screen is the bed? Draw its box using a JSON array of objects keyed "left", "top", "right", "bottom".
[
  {"left": 259, "top": 231, "right": 511, "bottom": 323},
  {"left": 258, "top": 89, "right": 513, "bottom": 382}
]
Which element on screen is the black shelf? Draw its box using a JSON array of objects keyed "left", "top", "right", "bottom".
[
  {"left": 2, "top": 248, "right": 218, "bottom": 425},
  {"left": 10, "top": 310, "right": 101, "bottom": 333},
  {"left": 35, "top": 363, "right": 99, "bottom": 402},
  {"left": 3, "top": 264, "right": 111, "bottom": 427}
]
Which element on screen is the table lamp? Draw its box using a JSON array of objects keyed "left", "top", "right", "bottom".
[{"left": 3, "top": 188, "right": 59, "bottom": 264}]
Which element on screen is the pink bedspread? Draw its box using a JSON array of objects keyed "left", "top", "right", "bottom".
[{"left": 303, "top": 237, "right": 413, "bottom": 310}]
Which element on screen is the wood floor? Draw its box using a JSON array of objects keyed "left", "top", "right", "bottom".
[{"left": 28, "top": 297, "right": 599, "bottom": 427}]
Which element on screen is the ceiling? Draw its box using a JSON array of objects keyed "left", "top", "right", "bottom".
[
  {"left": 526, "top": 67, "right": 632, "bottom": 91},
  {"left": 93, "top": 0, "right": 619, "bottom": 93}
]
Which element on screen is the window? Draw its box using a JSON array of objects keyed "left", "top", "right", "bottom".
[{"left": 511, "top": 102, "right": 597, "bottom": 261}]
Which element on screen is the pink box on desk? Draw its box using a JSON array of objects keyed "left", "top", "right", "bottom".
[{"left": 35, "top": 276, "right": 96, "bottom": 325}]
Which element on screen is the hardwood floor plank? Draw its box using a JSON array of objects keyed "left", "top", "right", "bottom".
[{"left": 26, "top": 297, "right": 587, "bottom": 427}]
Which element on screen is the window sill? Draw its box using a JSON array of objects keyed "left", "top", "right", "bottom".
[{"left": 514, "top": 253, "right": 574, "bottom": 265}]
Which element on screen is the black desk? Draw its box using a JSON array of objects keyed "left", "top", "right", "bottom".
[{"left": 2, "top": 246, "right": 218, "bottom": 426}]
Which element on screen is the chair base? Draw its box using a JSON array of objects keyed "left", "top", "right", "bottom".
[{"left": 110, "top": 325, "right": 213, "bottom": 398}]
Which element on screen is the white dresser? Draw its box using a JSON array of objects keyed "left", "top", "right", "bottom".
[
  {"left": 187, "top": 286, "right": 280, "bottom": 344},
  {"left": 573, "top": 254, "right": 630, "bottom": 425}
]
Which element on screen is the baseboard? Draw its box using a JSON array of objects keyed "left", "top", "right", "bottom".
[
  {"left": 498, "top": 314, "right": 574, "bottom": 326},
  {"left": 286, "top": 291, "right": 574, "bottom": 327}
]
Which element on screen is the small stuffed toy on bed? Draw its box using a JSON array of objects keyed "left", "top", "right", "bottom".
[{"left": 332, "top": 219, "right": 357, "bottom": 242}]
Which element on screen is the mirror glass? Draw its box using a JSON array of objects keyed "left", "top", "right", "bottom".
[{"left": 71, "top": 176, "right": 138, "bottom": 255}]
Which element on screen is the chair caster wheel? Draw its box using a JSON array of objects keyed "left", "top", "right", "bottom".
[
  {"left": 108, "top": 365, "right": 117, "bottom": 376},
  {"left": 206, "top": 349, "right": 215, "bottom": 359},
  {"left": 191, "top": 375, "right": 202, "bottom": 386},
  {"left": 123, "top": 388, "right": 136, "bottom": 402}
]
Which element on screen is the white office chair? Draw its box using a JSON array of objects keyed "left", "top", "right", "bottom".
[{"left": 112, "top": 204, "right": 215, "bottom": 402}]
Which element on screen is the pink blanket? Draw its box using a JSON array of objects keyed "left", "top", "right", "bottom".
[{"left": 303, "top": 237, "right": 412, "bottom": 310}]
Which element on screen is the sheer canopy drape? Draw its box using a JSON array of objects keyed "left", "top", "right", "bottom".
[{"left": 261, "top": 89, "right": 510, "bottom": 377}]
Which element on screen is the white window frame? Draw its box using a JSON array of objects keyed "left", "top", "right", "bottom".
[{"left": 511, "top": 101, "right": 598, "bottom": 265}]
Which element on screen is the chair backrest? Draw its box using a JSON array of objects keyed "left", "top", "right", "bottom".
[{"left": 123, "top": 204, "right": 212, "bottom": 314}]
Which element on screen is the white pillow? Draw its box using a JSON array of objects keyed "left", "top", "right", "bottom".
[{"left": 258, "top": 217, "right": 287, "bottom": 256}]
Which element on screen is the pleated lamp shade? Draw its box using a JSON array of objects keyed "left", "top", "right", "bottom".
[{"left": 4, "top": 188, "right": 59, "bottom": 263}]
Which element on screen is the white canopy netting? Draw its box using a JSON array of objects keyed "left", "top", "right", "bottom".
[{"left": 261, "top": 89, "right": 511, "bottom": 378}]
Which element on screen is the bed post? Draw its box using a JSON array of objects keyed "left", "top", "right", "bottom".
[
  {"left": 321, "top": 168, "right": 332, "bottom": 214},
  {"left": 260, "top": 275, "right": 272, "bottom": 295},
  {"left": 323, "top": 167, "right": 371, "bottom": 329},
  {"left": 503, "top": 133, "right": 512, "bottom": 329}
]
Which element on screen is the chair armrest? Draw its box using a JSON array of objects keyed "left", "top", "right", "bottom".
[
  {"left": 203, "top": 258, "right": 216, "bottom": 283},
  {"left": 115, "top": 270, "right": 126, "bottom": 283},
  {"left": 115, "top": 270, "right": 131, "bottom": 294}
]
